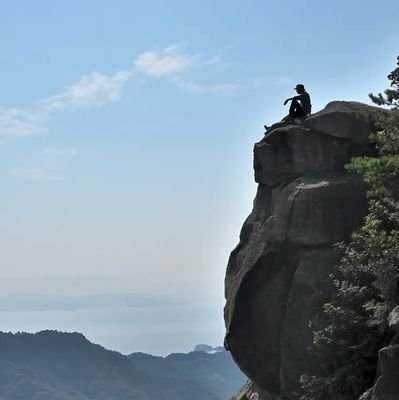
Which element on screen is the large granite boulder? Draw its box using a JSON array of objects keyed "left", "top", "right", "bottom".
[
  {"left": 303, "top": 101, "right": 382, "bottom": 144},
  {"left": 254, "top": 125, "right": 357, "bottom": 186},
  {"left": 225, "top": 101, "right": 383, "bottom": 400}
]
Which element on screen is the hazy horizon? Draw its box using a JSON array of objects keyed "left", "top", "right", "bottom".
[
  {"left": 0, "top": 276, "right": 225, "bottom": 356},
  {"left": 0, "top": 299, "right": 224, "bottom": 357},
  {"left": 1, "top": 0, "right": 398, "bottom": 356}
]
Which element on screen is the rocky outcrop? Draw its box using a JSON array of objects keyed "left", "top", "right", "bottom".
[
  {"left": 225, "top": 101, "right": 383, "bottom": 400},
  {"left": 360, "top": 306, "right": 399, "bottom": 400},
  {"left": 230, "top": 380, "right": 275, "bottom": 400}
]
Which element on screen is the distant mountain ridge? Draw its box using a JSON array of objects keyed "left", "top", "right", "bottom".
[
  {"left": 0, "top": 330, "right": 245, "bottom": 400},
  {"left": 193, "top": 343, "right": 224, "bottom": 353}
]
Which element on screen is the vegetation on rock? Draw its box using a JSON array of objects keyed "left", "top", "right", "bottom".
[{"left": 301, "top": 56, "right": 399, "bottom": 400}]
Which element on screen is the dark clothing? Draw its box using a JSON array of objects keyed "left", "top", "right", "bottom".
[
  {"left": 289, "top": 98, "right": 306, "bottom": 117},
  {"left": 264, "top": 88, "right": 312, "bottom": 135},
  {"left": 293, "top": 91, "right": 311, "bottom": 115}
]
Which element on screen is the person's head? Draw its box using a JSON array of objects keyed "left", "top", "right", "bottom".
[{"left": 294, "top": 84, "right": 305, "bottom": 93}]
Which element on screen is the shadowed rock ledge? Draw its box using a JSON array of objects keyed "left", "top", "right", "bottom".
[{"left": 224, "top": 101, "right": 383, "bottom": 400}]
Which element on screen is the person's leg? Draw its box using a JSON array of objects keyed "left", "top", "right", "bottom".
[
  {"left": 289, "top": 99, "right": 306, "bottom": 117},
  {"left": 264, "top": 100, "right": 306, "bottom": 135},
  {"left": 289, "top": 98, "right": 299, "bottom": 115}
]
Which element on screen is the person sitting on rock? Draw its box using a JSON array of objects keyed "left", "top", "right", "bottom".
[
  {"left": 284, "top": 83, "right": 311, "bottom": 118},
  {"left": 264, "top": 84, "right": 311, "bottom": 133}
]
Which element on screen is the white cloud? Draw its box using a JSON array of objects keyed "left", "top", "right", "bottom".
[
  {"left": 134, "top": 45, "right": 245, "bottom": 95},
  {"left": 0, "top": 107, "right": 44, "bottom": 140},
  {"left": 270, "top": 76, "right": 294, "bottom": 87},
  {"left": 8, "top": 167, "right": 63, "bottom": 181},
  {"left": 0, "top": 69, "right": 132, "bottom": 141},
  {"left": 172, "top": 77, "right": 244, "bottom": 96},
  {"left": 42, "top": 70, "right": 132, "bottom": 111},
  {"left": 1, "top": 44, "right": 247, "bottom": 143},
  {"left": 41, "top": 147, "right": 78, "bottom": 158},
  {"left": 202, "top": 56, "right": 221, "bottom": 66},
  {"left": 8, "top": 146, "right": 78, "bottom": 182},
  {"left": 134, "top": 46, "right": 196, "bottom": 77}
]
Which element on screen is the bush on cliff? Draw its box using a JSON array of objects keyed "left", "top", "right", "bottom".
[{"left": 301, "top": 56, "right": 399, "bottom": 400}]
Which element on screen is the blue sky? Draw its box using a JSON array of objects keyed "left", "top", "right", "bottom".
[{"left": 0, "top": 0, "right": 398, "bottom": 354}]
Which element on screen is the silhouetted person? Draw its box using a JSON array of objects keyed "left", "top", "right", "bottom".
[
  {"left": 264, "top": 84, "right": 311, "bottom": 133},
  {"left": 284, "top": 83, "right": 311, "bottom": 117}
]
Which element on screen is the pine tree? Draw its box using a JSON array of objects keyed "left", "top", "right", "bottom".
[
  {"left": 301, "top": 57, "right": 399, "bottom": 400},
  {"left": 369, "top": 56, "right": 399, "bottom": 108}
]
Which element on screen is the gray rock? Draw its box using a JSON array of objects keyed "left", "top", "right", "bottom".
[
  {"left": 359, "top": 313, "right": 399, "bottom": 400},
  {"left": 230, "top": 380, "right": 254, "bottom": 400},
  {"left": 362, "top": 372, "right": 399, "bottom": 400},
  {"left": 303, "top": 101, "right": 382, "bottom": 144},
  {"left": 262, "top": 175, "right": 367, "bottom": 246},
  {"left": 378, "top": 345, "right": 399, "bottom": 375},
  {"left": 231, "top": 380, "right": 277, "bottom": 400},
  {"left": 225, "top": 245, "right": 340, "bottom": 397},
  {"left": 255, "top": 125, "right": 356, "bottom": 186},
  {"left": 369, "top": 375, "right": 399, "bottom": 400},
  {"left": 255, "top": 101, "right": 382, "bottom": 186},
  {"left": 388, "top": 306, "right": 399, "bottom": 334},
  {"left": 225, "top": 101, "right": 381, "bottom": 399},
  {"left": 359, "top": 388, "right": 373, "bottom": 400}
]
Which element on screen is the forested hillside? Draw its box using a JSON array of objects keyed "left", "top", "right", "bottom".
[{"left": 0, "top": 330, "right": 245, "bottom": 400}]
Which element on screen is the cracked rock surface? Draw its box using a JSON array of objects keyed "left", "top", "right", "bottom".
[{"left": 224, "top": 101, "right": 382, "bottom": 400}]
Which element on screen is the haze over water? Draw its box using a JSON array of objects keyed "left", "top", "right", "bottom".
[
  {"left": 1, "top": 0, "right": 398, "bottom": 355},
  {"left": 0, "top": 276, "right": 224, "bottom": 355}
]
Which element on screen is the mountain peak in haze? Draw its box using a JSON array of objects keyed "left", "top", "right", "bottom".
[
  {"left": 0, "top": 330, "right": 246, "bottom": 400},
  {"left": 193, "top": 344, "right": 224, "bottom": 353}
]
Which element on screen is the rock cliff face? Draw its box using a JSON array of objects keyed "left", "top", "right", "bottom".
[
  {"left": 360, "top": 307, "right": 399, "bottom": 400},
  {"left": 224, "top": 101, "right": 382, "bottom": 400}
]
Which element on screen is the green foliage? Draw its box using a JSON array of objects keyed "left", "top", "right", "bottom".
[
  {"left": 369, "top": 56, "right": 399, "bottom": 107},
  {"left": 301, "top": 57, "right": 399, "bottom": 400}
]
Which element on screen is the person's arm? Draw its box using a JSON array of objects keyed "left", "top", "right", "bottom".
[{"left": 283, "top": 95, "right": 300, "bottom": 105}]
